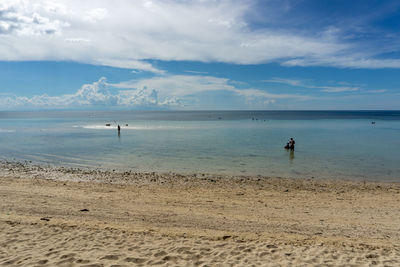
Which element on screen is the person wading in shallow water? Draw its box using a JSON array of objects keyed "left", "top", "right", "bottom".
[
  {"left": 284, "top": 142, "right": 290, "bottom": 149},
  {"left": 289, "top": 138, "right": 295, "bottom": 150}
]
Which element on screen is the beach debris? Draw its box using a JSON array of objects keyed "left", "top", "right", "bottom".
[
  {"left": 40, "top": 217, "right": 50, "bottom": 221},
  {"left": 222, "top": 235, "right": 231, "bottom": 240},
  {"left": 80, "top": 208, "right": 89, "bottom": 212}
]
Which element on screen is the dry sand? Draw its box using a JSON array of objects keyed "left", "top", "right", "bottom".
[{"left": 1, "top": 161, "right": 400, "bottom": 266}]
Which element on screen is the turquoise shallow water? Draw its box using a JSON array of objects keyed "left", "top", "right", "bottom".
[{"left": 1, "top": 110, "right": 400, "bottom": 181}]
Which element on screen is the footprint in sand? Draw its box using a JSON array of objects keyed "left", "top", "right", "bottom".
[
  {"left": 56, "top": 257, "right": 75, "bottom": 265},
  {"left": 36, "top": 259, "right": 48, "bottom": 265},
  {"left": 100, "top": 254, "right": 120, "bottom": 260},
  {"left": 76, "top": 259, "right": 91, "bottom": 264},
  {"left": 124, "top": 257, "right": 146, "bottom": 263},
  {"left": 162, "top": 255, "right": 179, "bottom": 262},
  {"left": 176, "top": 246, "right": 191, "bottom": 254},
  {"left": 60, "top": 253, "right": 76, "bottom": 259},
  {"left": 154, "top": 251, "right": 167, "bottom": 257}
]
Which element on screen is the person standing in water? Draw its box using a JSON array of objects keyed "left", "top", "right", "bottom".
[
  {"left": 289, "top": 138, "right": 295, "bottom": 150},
  {"left": 117, "top": 125, "right": 121, "bottom": 140}
]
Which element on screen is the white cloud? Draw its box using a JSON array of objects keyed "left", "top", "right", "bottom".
[
  {"left": 90, "top": 58, "right": 165, "bottom": 74},
  {"left": 0, "top": 4, "right": 67, "bottom": 36},
  {"left": 320, "top": 86, "right": 359, "bottom": 93},
  {"left": 184, "top": 70, "right": 209, "bottom": 74},
  {"left": 263, "top": 78, "right": 302, "bottom": 87},
  {"left": 109, "top": 75, "right": 309, "bottom": 101},
  {"left": 264, "top": 78, "right": 360, "bottom": 93},
  {"left": 84, "top": 8, "right": 108, "bottom": 23},
  {"left": 111, "top": 75, "right": 234, "bottom": 96},
  {"left": 0, "top": 77, "right": 177, "bottom": 109},
  {"left": 64, "top": 37, "right": 90, "bottom": 43},
  {"left": 0, "top": 75, "right": 309, "bottom": 109},
  {"left": 2, "top": 0, "right": 393, "bottom": 71},
  {"left": 366, "top": 89, "right": 387, "bottom": 93},
  {"left": 282, "top": 57, "right": 400, "bottom": 69}
]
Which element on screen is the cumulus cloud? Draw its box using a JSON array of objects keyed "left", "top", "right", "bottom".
[
  {"left": 0, "top": 77, "right": 180, "bottom": 109},
  {"left": 0, "top": 75, "right": 309, "bottom": 110},
  {"left": 0, "top": 3, "right": 67, "bottom": 36},
  {"left": 1, "top": 0, "right": 396, "bottom": 70}
]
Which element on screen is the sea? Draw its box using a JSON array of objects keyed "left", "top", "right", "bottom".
[{"left": 1, "top": 110, "right": 400, "bottom": 182}]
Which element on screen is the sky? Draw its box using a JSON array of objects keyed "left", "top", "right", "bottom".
[{"left": 1, "top": 0, "right": 400, "bottom": 110}]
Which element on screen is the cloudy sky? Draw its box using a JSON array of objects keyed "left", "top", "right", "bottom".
[{"left": 1, "top": 0, "right": 400, "bottom": 110}]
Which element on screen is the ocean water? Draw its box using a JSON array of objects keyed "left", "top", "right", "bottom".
[{"left": 1, "top": 110, "right": 400, "bottom": 182}]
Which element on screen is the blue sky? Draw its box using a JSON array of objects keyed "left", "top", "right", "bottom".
[{"left": 1, "top": 0, "right": 400, "bottom": 110}]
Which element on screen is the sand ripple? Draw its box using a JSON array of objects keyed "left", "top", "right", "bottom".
[{"left": 1, "top": 222, "right": 399, "bottom": 266}]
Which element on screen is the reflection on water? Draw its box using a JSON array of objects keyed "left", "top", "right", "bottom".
[
  {"left": 1, "top": 110, "right": 400, "bottom": 182},
  {"left": 289, "top": 149, "right": 295, "bottom": 161}
]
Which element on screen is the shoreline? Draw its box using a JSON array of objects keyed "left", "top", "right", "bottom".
[
  {"left": 1, "top": 161, "right": 400, "bottom": 266},
  {"left": 2, "top": 159, "right": 400, "bottom": 185}
]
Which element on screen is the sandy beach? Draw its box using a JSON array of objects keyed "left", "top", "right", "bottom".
[{"left": 1, "top": 161, "right": 400, "bottom": 266}]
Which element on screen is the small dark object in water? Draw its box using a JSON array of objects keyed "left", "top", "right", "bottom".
[
  {"left": 218, "top": 117, "right": 222, "bottom": 120},
  {"left": 80, "top": 208, "right": 89, "bottom": 212},
  {"left": 105, "top": 123, "right": 111, "bottom": 126},
  {"left": 126, "top": 124, "right": 128, "bottom": 126},
  {"left": 371, "top": 121, "right": 376, "bottom": 124},
  {"left": 118, "top": 125, "right": 121, "bottom": 132},
  {"left": 284, "top": 143, "right": 290, "bottom": 149}
]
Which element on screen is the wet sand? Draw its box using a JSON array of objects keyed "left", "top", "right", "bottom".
[{"left": 1, "top": 161, "right": 400, "bottom": 266}]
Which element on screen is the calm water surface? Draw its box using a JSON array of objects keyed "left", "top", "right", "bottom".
[{"left": 1, "top": 110, "right": 399, "bottom": 182}]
